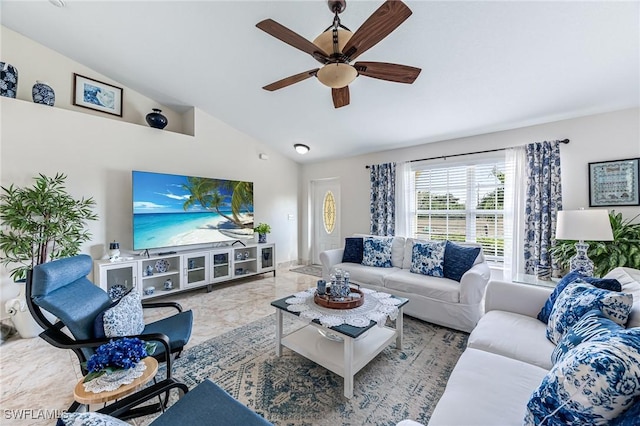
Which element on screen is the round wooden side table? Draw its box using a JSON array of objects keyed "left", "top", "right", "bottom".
[{"left": 74, "top": 357, "right": 158, "bottom": 406}]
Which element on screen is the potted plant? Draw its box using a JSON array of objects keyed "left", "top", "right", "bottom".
[
  {"left": 0, "top": 173, "right": 97, "bottom": 337},
  {"left": 253, "top": 223, "right": 271, "bottom": 244},
  {"left": 550, "top": 210, "right": 640, "bottom": 277}
]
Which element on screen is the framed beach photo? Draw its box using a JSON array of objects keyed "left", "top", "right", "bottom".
[
  {"left": 589, "top": 158, "right": 640, "bottom": 207},
  {"left": 73, "top": 73, "right": 123, "bottom": 116}
]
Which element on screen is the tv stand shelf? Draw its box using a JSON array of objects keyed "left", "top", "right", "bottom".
[{"left": 94, "top": 243, "right": 275, "bottom": 300}]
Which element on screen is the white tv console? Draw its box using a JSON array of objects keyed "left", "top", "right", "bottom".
[{"left": 94, "top": 243, "right": 275, "bottom": 300}]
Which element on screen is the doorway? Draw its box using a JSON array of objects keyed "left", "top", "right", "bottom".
[{"left": 311, "top": 178, "right": 341, "bottom": 264}]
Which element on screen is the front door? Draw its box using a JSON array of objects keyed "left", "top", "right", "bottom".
[{"left": 312, "top": 178, "right": 341, "bottom": 264}]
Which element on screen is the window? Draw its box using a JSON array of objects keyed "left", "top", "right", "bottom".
[{"left": 412, "top": 157, "right": 505, "bottom": 262}]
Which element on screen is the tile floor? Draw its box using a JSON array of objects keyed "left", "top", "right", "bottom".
[{"left": 0, "top": 268, "right": 315, "bottom": 426}]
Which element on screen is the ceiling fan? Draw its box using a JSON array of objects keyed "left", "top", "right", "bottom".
[{"left": 256, "top": 0, "right": 421, "bottom": 109}]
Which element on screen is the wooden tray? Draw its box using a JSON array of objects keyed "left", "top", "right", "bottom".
[{"left": 314, "top": 287, "right": 364, "bottom": 309}]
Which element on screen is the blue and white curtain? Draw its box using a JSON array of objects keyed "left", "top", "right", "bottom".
[
  {"left": 524, "top": 141, "right": 563, "bottom": 276},
  {"left": 370, "top": 162, "right": 396, "bottom": 236}
]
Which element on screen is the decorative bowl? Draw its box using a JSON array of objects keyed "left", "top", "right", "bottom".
[
  {"left": 155, "top": 259, "right": 170, "bottom": 273},
  {"left": 108, "top": 284, "right": 127, "bottom": 301}
]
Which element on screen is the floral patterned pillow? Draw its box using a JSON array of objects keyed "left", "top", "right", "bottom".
[
  {"left": 103, "top": 290, "right": 145, "bottom": 337},
  {"left": 550, "top": 309, "right": 622, "bottom": 364},
  {"left": 410, "top": 241, "right": 446, "bottom": 277},
  {"left": 361, "top": 237, "right": 393, "bottom": 268},
  {"left": 57, "top": 412, "right": 129, "bottom": 426},
  {"left": 525, "top": 328, "right": 640, "bottom": 425},
  {"left": 546, "top": 282, "right": 633, "bottom": 345}
]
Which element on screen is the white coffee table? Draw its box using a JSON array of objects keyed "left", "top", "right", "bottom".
[{"left": 271, "top": 293, "right": 408, "bottom": 399}]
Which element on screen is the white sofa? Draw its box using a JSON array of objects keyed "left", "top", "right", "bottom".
[
  {"left": 319, "top": 236, "right": 491, "bottom": 333},
  {"left": 423, "top": 266, "right": 640, "bottom": 425}
]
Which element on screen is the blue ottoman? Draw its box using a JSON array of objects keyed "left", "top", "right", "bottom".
[{"left": 150, "top": 379, "right": 272, "bottom": 426}]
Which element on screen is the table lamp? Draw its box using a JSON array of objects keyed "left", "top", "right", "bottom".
[{"left": 555, "top": 209, "right": 613, "bottom": 276}]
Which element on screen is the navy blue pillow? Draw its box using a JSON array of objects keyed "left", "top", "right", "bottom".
[
  {"left": 443, "top": 241, "right": 481, "bottom": 282},
  {"left": 611, "top": 398, "right": 640, "bottom": 426},
  {"left": 537, "top": 271, "right": 622, "bottom": 324},
  {"left": 342, "top": 238, "right": 364, "bottom": 263}
]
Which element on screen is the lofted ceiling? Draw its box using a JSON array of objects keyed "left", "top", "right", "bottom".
[{"left": 1, "top": 1, "right": 639, "bottom": 164}]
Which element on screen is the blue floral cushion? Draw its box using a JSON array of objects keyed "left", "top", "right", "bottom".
[
  {"left": 410, "top": 241, "right": 446, "bottom": 277},
  {"left": 525, "top": 328, "right": 640, "bottom": 425},
  {"left": 57, "top": 412, "right": 128, "bottom": 426},
  {"left": 101, "top": 290, "right": 145, "bottom": 338},
  {"left": 361, "top": 237, "right": 393, "bottom": 268},
  {"left": 551, "top": 309, "right": 622, "bottom": 364},
  {"left": 546, "top": 282, "right": 633, "bottom": 345},
  {"left": 342, "top": 237, "right": 364, "bottom": 263},
  {"left": 537, "top": 271, "right": 622, "bottom": 323},
  {"left": 443, "top": 241, "right": 480, "bottom": 282}
]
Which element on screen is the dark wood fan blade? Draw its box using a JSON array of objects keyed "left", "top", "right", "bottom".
[
  {"left": 263, "top": 69, "right": 319, "bottom": 91},
  {"left": 332, "top": 87, "right": 350, "bottom": 108},
  {"left": 342, "top": 1, "right": 412, "bottom": 61},
  {"left": 256, "top": 19, "right": 329, "bottom": 62},
  {"left": 354, "top": 61, "right": 421, "bottom": 84}
]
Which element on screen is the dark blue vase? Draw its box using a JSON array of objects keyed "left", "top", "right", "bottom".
[
  {"left": 0, "top": 62, "right": 18, "bottom": 98},
  {"left": 32, "top": 81, "right": 55, "bottom": 106},
  {"left": 258, "top": 233, "right": 267, "bottom": 244},
  {"left": 146, "top": 108, "right": 168, "bottom": 129}
]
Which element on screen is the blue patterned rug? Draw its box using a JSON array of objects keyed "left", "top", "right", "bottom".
[
  {"left": 154, "top": 315, "right": 467, "bottom": 426},
  {"left": 290, "top": 264, "right": 323, "bottom": 277}
]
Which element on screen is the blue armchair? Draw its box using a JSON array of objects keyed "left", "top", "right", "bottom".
[{"left": 26, "top": 254, "right": 193, "bottom": 414}]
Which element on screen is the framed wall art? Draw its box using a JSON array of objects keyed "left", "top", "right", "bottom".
[
  {"left": 73, "top": 73, "right": 123, "bottom": 116},
  {"left": 588, "top": 158, "right": 640, "bottom": 207}
]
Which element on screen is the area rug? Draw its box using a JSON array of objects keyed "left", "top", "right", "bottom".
[
  {"left": 153, "top": 314, "right": 468, "bottom": 426},
  {"left": 289, "top": 264, "right": 323, "bottom": 277}
]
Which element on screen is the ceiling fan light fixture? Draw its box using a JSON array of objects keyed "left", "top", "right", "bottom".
[
  {"left": 317, "top": 63, "right": 357, "bottom": 88},
  {"left": 294, "top": 143, "right": 310, "bottom": 154},
  {"left": 313, "top": 29, "right": 353, "bottom": 54}
]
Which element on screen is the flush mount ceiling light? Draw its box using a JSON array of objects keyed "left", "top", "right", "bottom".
[
  {"left": 48, "top": 0, "right": 66, "bottom": 7},
  {"left": 294, "top": 144, "right": 310, "bottom": 154}
]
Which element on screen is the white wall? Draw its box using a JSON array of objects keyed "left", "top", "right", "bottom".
[
  {"left": 300, "top": 108, "right": 640, "bottom": 262},
  {"left": 0, "top": 28, "right": 300, "bottom": 317}
]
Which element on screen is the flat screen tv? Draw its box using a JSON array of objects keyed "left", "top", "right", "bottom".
[{"left": 132, "top": 170, "right": 254, "bottom": 250}]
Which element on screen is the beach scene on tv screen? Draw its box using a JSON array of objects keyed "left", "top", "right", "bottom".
[{"left": 133, "top": 171, "right": 254, "bottom": 250}]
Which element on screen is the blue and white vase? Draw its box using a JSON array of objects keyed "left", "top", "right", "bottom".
[
  {"left": 0, "top": 62, "right": 18, "bottom": 98},
  {"left": 32, "top": 81, "right": 55, "bottom": 106}
]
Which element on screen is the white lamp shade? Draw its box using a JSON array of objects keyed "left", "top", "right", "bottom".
[{"left": 555, "top": 209, "right": 614, "bottom": 241}]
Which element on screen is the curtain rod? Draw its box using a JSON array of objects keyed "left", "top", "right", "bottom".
[{"left": 365, "top": 139, "right": 569, "bottom": 168}]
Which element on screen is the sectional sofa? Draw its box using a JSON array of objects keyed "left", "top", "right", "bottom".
[
  {"left": 320, "top": 235, "right": 490, "bottom": 332},
  {"left": 419, "top": 266, "right": 640, "bottom": 425}
]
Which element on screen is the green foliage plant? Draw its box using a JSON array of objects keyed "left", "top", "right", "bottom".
[
  {"left": 550, "top": 210, "right": 640, "bottom": 277},
  {"left": 253, "top": 223, "right": 271, "bottom": 234},
  {"left": 0, "top": 173, "right": 98, "bottom": 281}
]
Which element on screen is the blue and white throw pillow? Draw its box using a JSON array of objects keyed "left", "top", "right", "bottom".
[
  {"left": 57, "top": 412, "right": 129, "bottom": 426},
  {"left": 546, "top": 282, "right": 633, "bottom": 345},
  {"left": 525, "top": 328, "right": 640, "bottom": 425},
  {"left": 551, "top": 309, "right": 622, "bottom": 364},
  {"left": 102, "top": 290, "right": 145, "bottom": 337},
  {"left": 537, "top": 271, "right": 622, "bottom": 324},
  {"left": 361, "top": 237, "right": 393, "bottom": 268},
  {"left": 443, "top": 241, "right": 480, "bottom": 282},
  {"left": 410, "top": 241, "right": 446, "bottom": 277}
]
